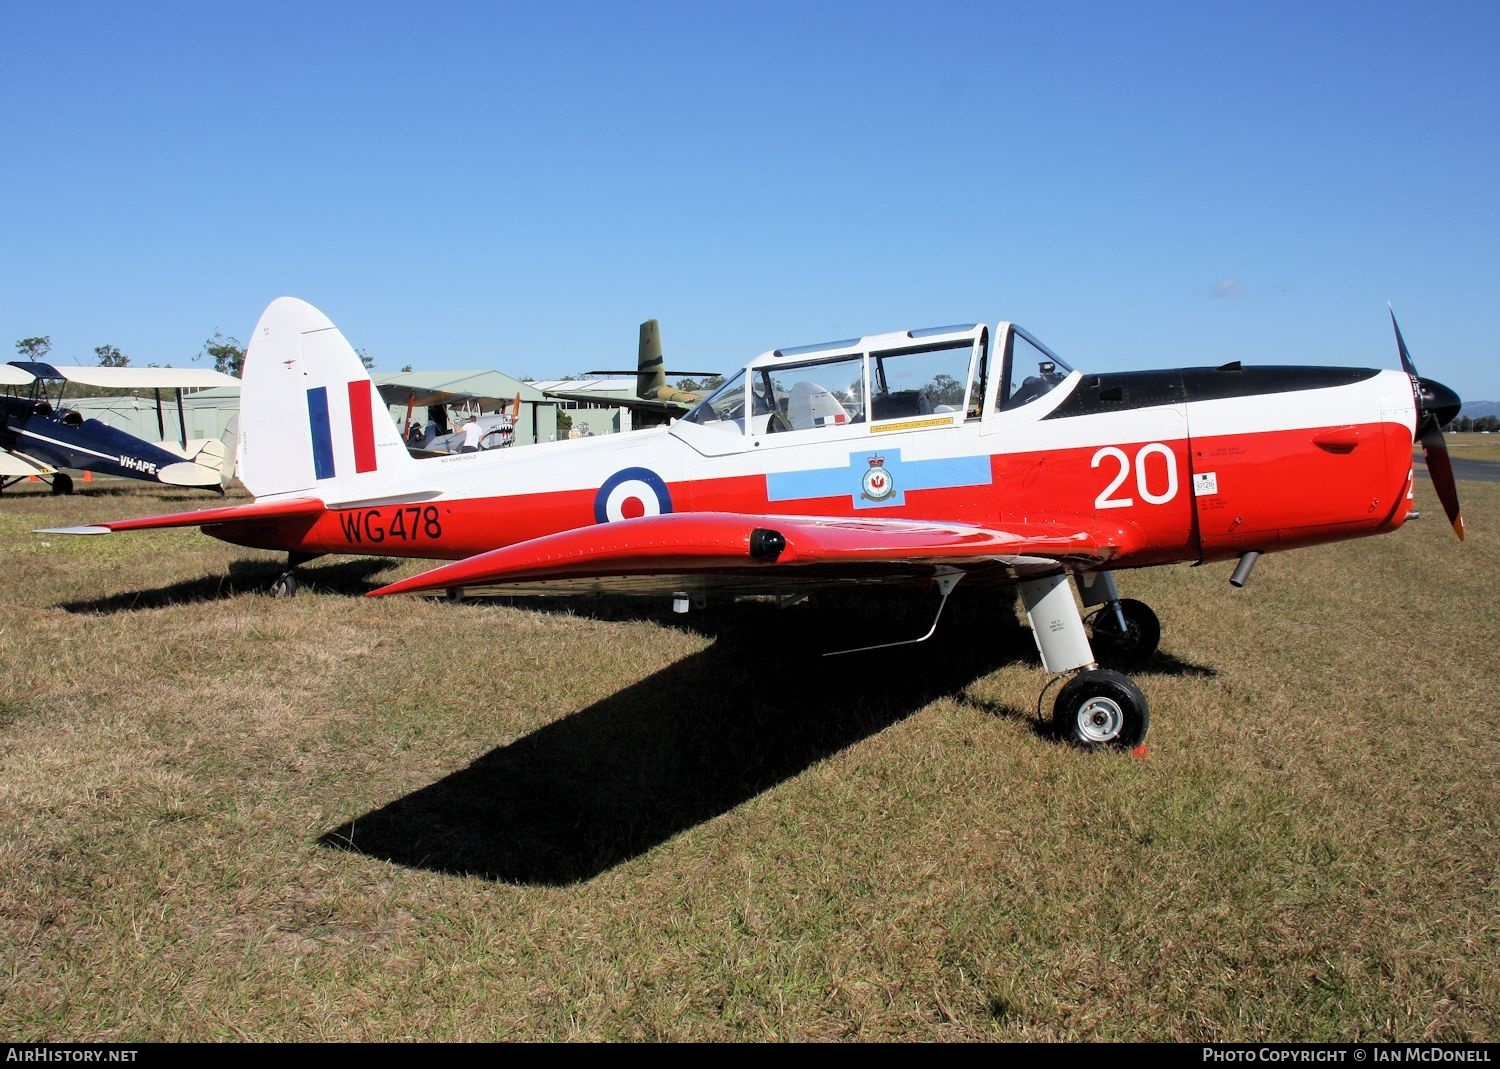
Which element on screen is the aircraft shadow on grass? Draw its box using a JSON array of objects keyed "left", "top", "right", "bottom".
[
  {"left": 58, "top": 557, "right": 401, "bottom": 615},
  {"left": 317, "top": 592, "right": 1214, "bottom": 886}
]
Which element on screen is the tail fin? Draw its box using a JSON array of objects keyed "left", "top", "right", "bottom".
[
  {"left": 636, "top": 318, "right": 666, "bottom": 400},
  {"left": 237, "top": 297, "right": 412, "bottom": 501}
]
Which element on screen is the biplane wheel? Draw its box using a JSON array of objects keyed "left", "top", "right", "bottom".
[
  {"left": 269, "top": 572, "right": 298, "bottom": 598},
  {"left": 1090, "top": 598, "right": 1160, "bottom": 666},
  {"left": 1053, "top": 669, "right": 1149, "bottom": 749},
  {"left": 51, "top": 473, "right": 74, "bottom": 496}
]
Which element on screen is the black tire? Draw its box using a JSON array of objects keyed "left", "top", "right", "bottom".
[
  {"left": 51, "top": 473, "right": 74, "bottom": 496},
  {"left": 269, "top": 572, "right": 298, "bottom": 598},
  {"left": 1091, "top": 598, "right": 1160, "bottom": 666},
  {"left": 1053, "top": 668, "right": 1149, "bottom": 749}
]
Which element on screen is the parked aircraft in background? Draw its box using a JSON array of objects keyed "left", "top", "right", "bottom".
[
  {"left": 543, "top": 319, "right": 719, "bottom": 429},
  {"left": 375, "top": 382, "right": 520, "bottom": 454},
  {"left": 2, "top": 362, "right": 238, "bottom": 494},
  {"left": 46, "top": 298, "right": 1463, "bottom": 749}
]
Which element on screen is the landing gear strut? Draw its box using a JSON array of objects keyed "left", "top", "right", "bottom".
[{"left": 1020, "top": 571, "right": 1155, "bottom": 750}]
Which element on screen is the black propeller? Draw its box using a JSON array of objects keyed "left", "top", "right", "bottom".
[{"left": 1391, "top": 308, "right": 1464, "bottom": 541}]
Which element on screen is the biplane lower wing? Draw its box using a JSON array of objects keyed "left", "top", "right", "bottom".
[
  {"left": 367, "top": 511, "right": 1141, "bottom": 599},
  {"left": 0, "top": 449, "right": 57, "bottom": 479}
]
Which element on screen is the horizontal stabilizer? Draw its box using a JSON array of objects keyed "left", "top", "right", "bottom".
[
  {"left": 37, "top": 496, "right": 326, "bottom": 536},
  {"left": 158, "top": 461, "right": 228, "bottom": 488}
]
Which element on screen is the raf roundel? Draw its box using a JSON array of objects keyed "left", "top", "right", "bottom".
[{"left": 594, "top": 467, "right": 674, "bottom": 524}]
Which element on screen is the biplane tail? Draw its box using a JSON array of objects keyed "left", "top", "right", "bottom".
[
  {"left": 236, "top": 297, "right": 413, "bottom": 501},
  {"left": 157, "top": 436, "right": 233, "bottom": 490}
]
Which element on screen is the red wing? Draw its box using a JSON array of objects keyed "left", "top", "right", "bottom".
[
  {"left": 38, "top": 496, "right": 327, "bottom": 535},
  {"left": 369, "top": 512, "right": 1143, "bottom": 599}
]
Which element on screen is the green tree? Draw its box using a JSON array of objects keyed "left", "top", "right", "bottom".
[
  {"left": 926, "top": 373, "right": 965, "bottom": 406},
  {"left": 356, "top": 347, "right": 375, "bottom": 370},
  {"left": 94, "top": 344, "right": 129, "bottom": 367},
  {"left": 401, "top": 363, "right": 413, "bottom": 373},
  {"left": 200, "top": 331, "right": 246, "bottom": 377},
  {"left": 15, "top": 336, "right": 50, "bottom": 361}
]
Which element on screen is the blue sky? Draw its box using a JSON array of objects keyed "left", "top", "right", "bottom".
[{"left": 3, "top": 1, "right": 1496, "bottom": 403}]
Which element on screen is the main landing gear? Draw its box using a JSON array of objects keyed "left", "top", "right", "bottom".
[
  {"left": 1019, "top": 570, "right": 1157, "bottom": 750},
  {"left": 269, "top": 552, "right": 322, "bottom": 597}
]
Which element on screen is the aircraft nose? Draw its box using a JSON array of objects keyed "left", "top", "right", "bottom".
[{"left": 1418, "top": 377, "right": 1462, "bottom": 430}]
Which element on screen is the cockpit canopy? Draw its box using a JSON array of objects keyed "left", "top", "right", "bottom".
[{"left": 682, "top": 322, "right": 1074, "bottom": 435}]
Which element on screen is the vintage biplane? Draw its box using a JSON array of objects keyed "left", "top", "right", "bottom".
[
  {"left": 1, "top": 362, "right": 238, "bottom": 493},
  {"left": 46, "top": 297, "right": 1463, "bottom": 749},
  {"left": 375, "top": 380, "right": 521, "bottom": 455}
]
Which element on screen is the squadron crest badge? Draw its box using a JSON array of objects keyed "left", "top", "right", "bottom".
[{"left": 859, "top": 454, "right": 895, "bottom": 502}]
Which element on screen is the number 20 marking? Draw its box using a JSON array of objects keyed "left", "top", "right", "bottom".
[{"left": 1092, "top": 443, "right": 1179, "bottom": 509}]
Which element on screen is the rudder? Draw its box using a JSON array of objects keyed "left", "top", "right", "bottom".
[{"left": 237, "top": 297, "right": 411, "bottom": 500}]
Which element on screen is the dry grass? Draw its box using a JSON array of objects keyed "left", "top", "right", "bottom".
[
  {"left": 0, "top": 475, "right": 1495, "bottom": 1041},
  {"left": 1444, "top": 435, "right": 1500, "bottom": 462}
]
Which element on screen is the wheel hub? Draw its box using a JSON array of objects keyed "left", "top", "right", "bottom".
[{"left": 1076, "top": 696, "right": 1124, "bottom": 744}]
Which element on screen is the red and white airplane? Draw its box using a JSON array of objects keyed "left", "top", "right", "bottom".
[{"left": 49, "top": 297, "right": 1464, "bottom": 749}]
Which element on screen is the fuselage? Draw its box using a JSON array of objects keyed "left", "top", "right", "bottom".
[
  {"left": 207, "top": 322, "right": 1420, "bottom": 573},
  {"left": 0, "top": 396, "right": 191, "bottom": 482}
]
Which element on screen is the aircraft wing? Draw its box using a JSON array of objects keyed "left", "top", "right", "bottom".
[
  {"left": 0, "top": 448, "right": 57, "bottom": 477},
  {"left": 542, "top": 389, "right": 694, "bottom": 418},
  {"left": 38, "top": 496, "right": 327, "bottom": 535},
  {"left": 369, "top": 512, "right": 1142, "bottom": 599},
  {"left": 8, "top": 363, "right": 239, "bottom": 389},
  {"left": 375, "top": 384, "right": 486, "bottom": 409}
]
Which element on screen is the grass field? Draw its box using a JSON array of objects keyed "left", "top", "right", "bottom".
[{"left": 0, "top": 476, "right": 1496, "bottom": 1041}]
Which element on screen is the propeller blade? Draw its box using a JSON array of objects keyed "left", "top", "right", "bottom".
[
  {"left": 1418, "top": 420, "right": 1465, "bottom": 541},
  {"left": 1390, "top": 308, "right": 1464, "bottom": 540},
  {"left": 1390, "top": 305, "right": 1419, "bottom": 379}
]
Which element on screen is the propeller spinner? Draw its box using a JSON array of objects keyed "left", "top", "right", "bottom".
[{"left": 1391, "top": 308, "right": 1465, "bottom": 540}]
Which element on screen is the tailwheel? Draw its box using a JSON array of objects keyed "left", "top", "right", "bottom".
[
  {"left": 269, "top": 571, "right": 299, "bottom": 598},
  {"left": 1053, "top": 669, "right": 1149, "bottom": 750},
  {"left": 51, "top": 473, "right": 74, "bottom": 496},
  {"left": 1090, "top": 598, "right": 1160, "bottom": 667}
]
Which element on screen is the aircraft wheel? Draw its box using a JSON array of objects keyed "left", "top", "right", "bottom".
[
  {"left": 1053, "top": 669, "right": 1149, "bottom": 749},
  {"left": 1091, "top": 598, "right": 1160, "bottom": 666},
  {"left": 51, "top": 473, "right": 74, "bottom": 496},
  {"left": 269, "top": 572, "right": 298, "bottom": 598}
]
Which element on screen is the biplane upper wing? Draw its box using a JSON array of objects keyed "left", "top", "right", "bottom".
[
  {"left": 7, "top": 363, "right": 240, "bottom": 389},
  {"left": 368, "top": 511, "right": 1143, "bottom": 599}
]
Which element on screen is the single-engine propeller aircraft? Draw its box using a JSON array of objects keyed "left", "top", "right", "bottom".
[
  {"left": 544, "top": 318, "right": 719, "bottom": 429},
  {"left": 1, "top": 362, "right": 239, "bottom": 494},
  {"left": 45, "top": 297, "right": 1464, "bottom": 749}
]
